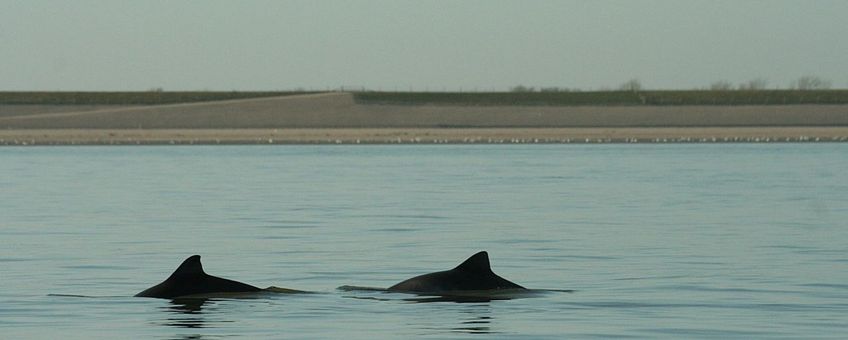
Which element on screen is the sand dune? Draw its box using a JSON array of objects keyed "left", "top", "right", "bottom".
[
  {"left": 1, "top": 92, "right": 847, "bottom": 129},
  {"left": 2, "top": 92, "right": 847, "bottom": 144}
]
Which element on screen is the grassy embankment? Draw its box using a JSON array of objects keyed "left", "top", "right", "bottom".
[{"left": 2, "top": 89, "right": 848, "bottom": 106}]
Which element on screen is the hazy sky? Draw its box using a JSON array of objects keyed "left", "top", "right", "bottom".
[{"left": 2, "top": 0, "right": 846, "bottom": 91}]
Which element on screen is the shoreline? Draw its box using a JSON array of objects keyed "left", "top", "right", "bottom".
[{"left": 2, "top": 127, "right": 847, "bottom": 145}]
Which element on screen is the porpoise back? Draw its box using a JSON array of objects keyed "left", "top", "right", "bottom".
[
  {"left": 135, "top": 255, "right": 261, "bottom": 299},
  {"left": 388, "top": 251, "right": 525, "bottom": 293}
]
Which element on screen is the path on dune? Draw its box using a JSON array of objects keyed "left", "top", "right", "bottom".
[{"left": 0, "top": 92, "right": 348, "bottom": 121}]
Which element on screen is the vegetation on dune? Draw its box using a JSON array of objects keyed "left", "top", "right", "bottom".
[
  {"left": 640, "top": 90, "right": 848, "bottom": 105},
  {"left": 3, "top": 88, "right": 848, "bottom": 107},
  {"left": 354, "top": 76, "right": 847, "bottom": 106},
  {"left": 354, "top": 91, "right": 643, "bottom": 106},
  {"left": 353, "top": 89, "right": 848, "bottom": 106},
  {"left": 0, "top": 91, "right": 321, "bottom": 105}
]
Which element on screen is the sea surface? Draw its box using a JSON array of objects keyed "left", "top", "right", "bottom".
[{"left": 1, "top": 144, "right": 846, "bottom": 339}]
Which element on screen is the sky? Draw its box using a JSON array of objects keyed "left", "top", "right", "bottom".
[{"left": 1, "top": 0, "right": 846, "bottom": 91}]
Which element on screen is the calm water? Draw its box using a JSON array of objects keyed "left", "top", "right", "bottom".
[{"left": 1, "top": 144, "right": 846, "bottom": 339}]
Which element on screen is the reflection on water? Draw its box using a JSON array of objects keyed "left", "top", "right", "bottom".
[
  {"left": 337, "top": 288, "right": 506, "bottom": 334},
  {"left": 404, "top": 295, "right": 510, "bottom": 304},
  {"left": 340, "top": 291, "right": 514, "bottom": 304},
  {"left": 404, "top": 302, "right": 498, "bottom": 336},
  {"left": 453, "top": 306, "right": 494, "bottom": 334},
  {"left": 338, "top": 285, "right": 567, "bottom": 303},
  {"left": 155, "top": 293, "right": 499, "bottom": 337},
  {"left": 338, "top": 285, "right": 546, "bottom": 304},
  {"left": 159, "top": 298, "right": 211, "bottom": 329}
]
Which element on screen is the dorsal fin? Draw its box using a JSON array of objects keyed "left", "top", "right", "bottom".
[
  {"left": 168, "top": 255, "right": 206, "bottom": 278},
  {"left": 454, "top": 251, "right": 491, "bottom": 273}
]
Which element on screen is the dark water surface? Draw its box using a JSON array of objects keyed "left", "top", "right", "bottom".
[{"left": 1, "top": 144, "right": 846, "bottom": 339}]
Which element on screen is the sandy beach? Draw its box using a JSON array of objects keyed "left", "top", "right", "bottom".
[{"left": 2, "top": 127, "right": 846, "bottom": 145}]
